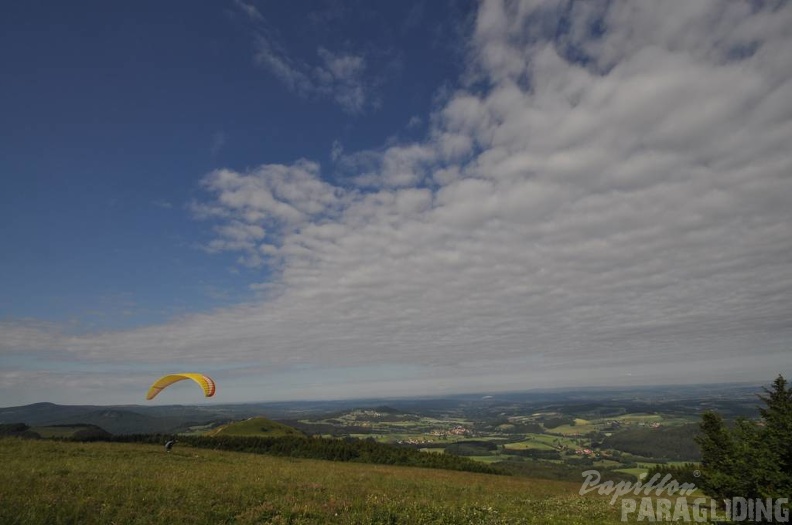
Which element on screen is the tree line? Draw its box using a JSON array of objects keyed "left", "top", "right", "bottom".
[
  {"left": 102, "top": 433, "right": 505, "bottom": 475},
  {"left": 601, "top": 423, "right": 701, "bottom": 460},
  {"left": 697, "top": 374, "right": 791, "bottom": 503}
]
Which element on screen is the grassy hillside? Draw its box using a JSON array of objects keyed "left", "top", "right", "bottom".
[
  {"left": 31, "top": 424, "right": 112, "bottom": 440},
  {"left": 1, "top": 437, "right": 624, "bottom": 524},
  {"left": 209, "top": 416, "right": 305, "bottom": 437}
]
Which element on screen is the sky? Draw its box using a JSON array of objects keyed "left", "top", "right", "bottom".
[{"left": 1, "top": 0, "right": 790, "bottom": 406}]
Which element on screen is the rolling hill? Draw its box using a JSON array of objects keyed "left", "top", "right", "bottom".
[{"left": 208, "top": 416, "right": 305, "bottom": 437}]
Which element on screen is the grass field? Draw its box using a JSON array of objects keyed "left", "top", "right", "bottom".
[
  {"left": 1, "top": 437, "right": 628, "bottom": 524},
  {"left": 613, "top": 467, "right": 647, "bottom": 479},
  {"left": 502, "top": 440, "right": 556, "bottom": 451},
  {"left": 512, "top": 433, "right": 579, "bottom": 450},
  {"left": 612, "top": 414, "right": 663, "bottom": 424}
]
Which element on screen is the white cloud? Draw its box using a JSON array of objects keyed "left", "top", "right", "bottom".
[
  {"left": 406, "top": 115, "right": 423, "bottom": 129},
  {"left": 330, "top": 140, "right": 343, "bottom": 162},
  {"left": 233, "top": 0, "right": 264, "bottom": 23},
  {"left": 193, "top": 159, "right": 347, "bottom": 268},
  {"left": 239, "top": 2, "right": 378, "bottom": 114},
  {"left": 4, "top": 0, "right": 791, "bottom": 403},
  {"left": 253, "top": 38, "right": 373, "bottom": 113}
]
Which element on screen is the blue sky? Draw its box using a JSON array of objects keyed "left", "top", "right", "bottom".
[
  {"left": 1, "top": 1, "right": 790, "bottom": 405},
  {"left": 1, "top": 0, "right": 465, "bottom": 329}
]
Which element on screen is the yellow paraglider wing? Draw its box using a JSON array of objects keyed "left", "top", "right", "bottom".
[{"left": 146, "top": 373, "right": 216, "bottom": 400}]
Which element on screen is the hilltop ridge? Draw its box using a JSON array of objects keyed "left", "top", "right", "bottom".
[{"left": 208, "top": 416, "right": 305, "bottom": 437}]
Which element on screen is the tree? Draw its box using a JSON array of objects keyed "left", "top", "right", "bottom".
[
  {"left": 696, "top": 411, "right": 738, "bottom": 501},
  {"left": 696, "top": 375, "right": 792, "bottom": 501},
  {"left": 756, "top": 375, "right": 792, "bottom": 497}
]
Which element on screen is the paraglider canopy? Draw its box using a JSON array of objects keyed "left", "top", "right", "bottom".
[{"left": 146, "top": 373, "right": 216, "bottom": 400}]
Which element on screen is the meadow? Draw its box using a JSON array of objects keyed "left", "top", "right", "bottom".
[{"left": 1, "top": 437, "right": 628, "bottom": 524}]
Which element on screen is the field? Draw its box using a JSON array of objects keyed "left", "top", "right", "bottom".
[
  {"left": 1, "top": 385, "right": 766, "bottom": 524},
  {"left": 1, "top": 437, "right": 626, "bottom": 524},
  {"left": 292, "top": 404, "right": 703, "bottom": 479}
]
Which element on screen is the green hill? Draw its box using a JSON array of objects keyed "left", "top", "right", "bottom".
[
  {"left": 209, "top": 416, "right": 305, "bottom": 437},
  {"left": 0, "top": 422, "right": 112, "bottom": 440},
  {"left": 31, "top": 424, "right": 112, "bottom": 440},
  {"left": 0, "top": 437, "right": 623, "bottom": 524}
]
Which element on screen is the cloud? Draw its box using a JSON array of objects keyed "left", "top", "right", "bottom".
[
  {"left": 210, "top": 130, "right": 226, "bottom": 156},
  {"left": 344, "top": 144, "right": 437, "bottom": 189},
  {"left": 235, "top": 2, "right": 379, "bottom": 114},
  {"left": 151, "top": 199, "right": 173, "bottom": 209},
  {"left": 192, "top": 159, "right": 348, "bottom": 268},
  {"left": 315, "top": 47, "right": 369, "bottom": 113},
  {"left": 330, "top": 140, "right": 343, "bottom": 162},
  {"left": 3, "top": 0, "right": 791, "bottom": 403},
  {"left": 406, "top": 115, "right": 423, "bottom": 129},
  {"left": 233, "top": 0, "right": 264, "bottom": 23},
  {"left": 254, "top": 39, "right": 373, "bottom": 114}
]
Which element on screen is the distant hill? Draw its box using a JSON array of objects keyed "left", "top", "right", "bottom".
[
  {"left": 0, "top": 403, "right": 247, "bottom": 435},
  {"left": 0, "top": 402, "right": 99, "bottom": 425},
  {"left": 32, "top": 424, "right": 112, "bottom": 440},
  {"left": 209, "top": 416, "right": 305, "bottom": 437},
  {"left": 0, "top": 423, "right": 41, "bottom": 439},
  {"left": 53, "top": 409, "right": 181, "bottom": 435},
  {"left": 0, "top": 403, "right": 172, "bottom": 434},
  {"left": 0, "top": 422, "right": 111, "bottom": 440}
]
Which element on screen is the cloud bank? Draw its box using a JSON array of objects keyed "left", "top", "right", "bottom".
[{"left": 3, "top": 0, "right": 791, "bottom": 404}]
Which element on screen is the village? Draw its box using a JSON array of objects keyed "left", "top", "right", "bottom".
[{"left": 293, "top": 399, "right": 702, "bottom": 480}]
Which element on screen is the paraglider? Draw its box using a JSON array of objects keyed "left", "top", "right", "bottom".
[{"left": 146, "top": 373, "right": 216, "bottom": 400}]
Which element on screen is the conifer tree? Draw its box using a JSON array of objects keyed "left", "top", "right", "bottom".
[{"left": 696, "top": 375, "right": 792, "bottom": 501}]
